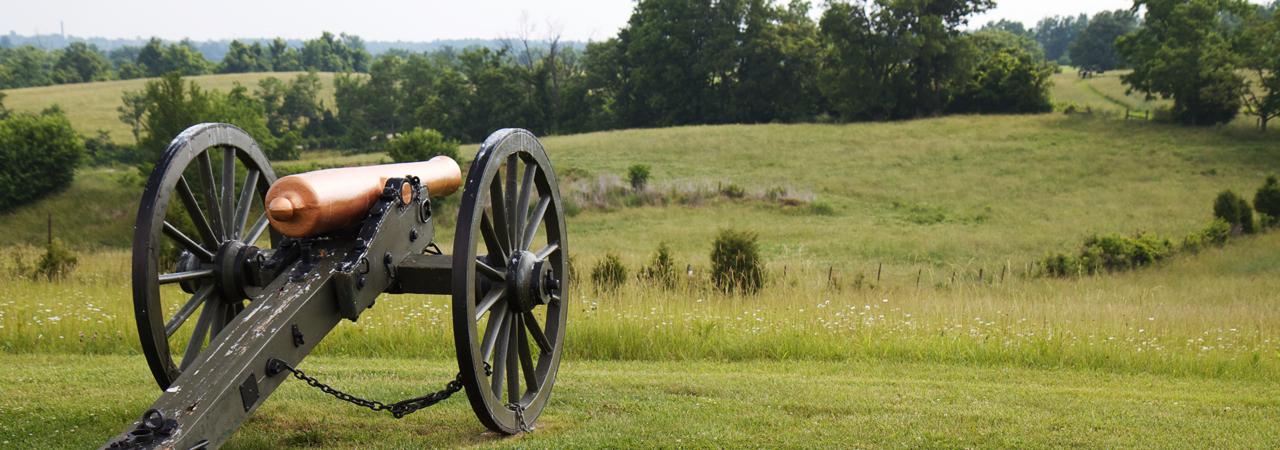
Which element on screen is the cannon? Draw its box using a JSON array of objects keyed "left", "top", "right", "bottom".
[{"left": 104, "top": 124, "right": 568, "bottom": 448}]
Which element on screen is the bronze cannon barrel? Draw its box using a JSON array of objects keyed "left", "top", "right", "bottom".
[{"left": 265, "top": 156, "right": 462, "bottom": 237}]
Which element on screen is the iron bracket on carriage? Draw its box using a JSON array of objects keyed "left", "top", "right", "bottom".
[{"left": 103, "top": 124, "right": 568, "bottom": 449}]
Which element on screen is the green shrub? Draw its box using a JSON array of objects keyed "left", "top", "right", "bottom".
[
  {"left": 711, "top": 229, "right": 764, "bottom": 294},
  {"left": 387, "top": 127, "right": 459, "bottom": 164},
  {"left": 1254, "top": 176, "right": 1280, "bottom": 226},
  {"left": 627, "top": 164, "right": 651, "bottom": 191},
  {"left": 1041, "top": 252, "right": 1079, "bottom": 277},
  {"left": 638, "top": 242, "right": 677, "bottom": 289},
  {"left": 590, "top": 253, "right": 627, "bottom": 293},
  {"left": 1182, "top": 219, "right": 1231, "bottom": 253},
  {"left": 32, "top": 238, "right": 78, "bottom": 281},
  {"left": 0, "top": 111, "right": 85, "bottom": 213},
  {"left": 1213, "top": 190, "right": 1255, "bottom": 234}
]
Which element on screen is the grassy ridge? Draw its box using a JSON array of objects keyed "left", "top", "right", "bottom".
[{"left": 0, "top": 72, "right": 339, "bottom": 143}]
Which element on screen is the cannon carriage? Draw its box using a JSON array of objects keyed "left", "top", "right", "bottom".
[{"left": 107, "top": 124, "right": 568, "bottom": 448}]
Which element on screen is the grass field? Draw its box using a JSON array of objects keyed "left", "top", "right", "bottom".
[
  {"left": 0, "top": 72, "right": 339, "bottom": 143},
  {"left": 3, "top": 355, "right": 1278, "bottom": 448},
  {"left": 2, "top": 75, "right": 1280, "bottom": 447}
]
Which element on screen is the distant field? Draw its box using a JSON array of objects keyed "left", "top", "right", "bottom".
[{"left": 0, "top": 72, "right": 340, "bottom": 143}]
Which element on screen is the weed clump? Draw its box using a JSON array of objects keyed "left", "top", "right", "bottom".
[
  {"left": 638, "top": 242, "right": 677, "bottom": 289},
  {"left": 1042, "top": 231, "right": 1173, "bottom": 277},
  {"left": 711, "top": 229, "right": 763, "bottom": 294},
  {"left": 590, "top": 253, "right": 627, "bottom": 293}
]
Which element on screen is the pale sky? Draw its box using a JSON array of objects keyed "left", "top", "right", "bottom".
[{"left": 0, "top": 0, "right": 1153, "bottom": 43}]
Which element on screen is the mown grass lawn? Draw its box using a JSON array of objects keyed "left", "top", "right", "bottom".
[{"left": 2, "top": 354, "right": 1277, "bottom": 449}]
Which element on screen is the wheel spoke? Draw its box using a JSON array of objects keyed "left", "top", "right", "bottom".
[
  {"left": 195, "top": 150, "right": 226, "bottom": 240},
  {"left": 176, "top": 176, "right": 220, "bottom": 247},
  {"left": 210, "top": 301, "right": 229, "bottom": 340},
  {"left": 233, "top": 169, "right": 260, "bottom": 240},
  {"left": 518, "top": 318, "right": 539, "bottom": 392},
  {"left": 481, "top": 302, "right": 508, "bottom": 361},
  {"left": 179, "top": 300, "right": 216, "bottom": 370},
  {"left": 491, "top": 311, "right": 512, "bottom": 400},
  {"left": 488, "top": 172, "right": 512, "bottom": 256},
  {"left": 477, "top": 258, "right": 506, "bottom": 282},
  {"left": 504, "top": 155, "right": 519, "bottom": 248},
  {"left": 162, "top": 221, "right": 214, "bottom": 261},
  {"left": 158, "top": 268, "right": 214, "bottom": 285},
  {"left": 522, "top": 311, "right": 553, "bottom": 354},
  {"left": 220, "top": 147, "right": 235, "bottom": 238},
  {"left": 515, "top": 162, "right": 536, "bottom": 249},
  {"left": 165, "top": 285, "right": 213, "bottom": 337},
  {"left": 474, "top": 288, "right": 505, "bottom": 321},
  {"left": 522, "top": 196, "right": 550, "bottom": 252},
  {"left": 535, "top": 242, "right": 559, "bottom": 260},
  {"left": 507, "top": 312, "right": 521, "bottom": 403},
  {"left": 241, "top": 213, "right": 269, "bottom": 245},
  {"left": 480, "top": 212, "right": 508, "bottom": 260}
]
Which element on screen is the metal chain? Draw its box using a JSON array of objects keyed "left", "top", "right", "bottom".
[
  {"left": 268, "top": 359, "right": 482, "bottom": 419},
  {"left": 509, "top": 402, "right": 532, "bottom": 433}
]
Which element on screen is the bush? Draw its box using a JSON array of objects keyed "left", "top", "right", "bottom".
[
  {"left": 950, "top": 30, "right": 1055, "bottom": 114},
  {"left": 638, "top": 242, "right": 676, "bottom": 289},
  {"left": 0, "top": 111, "right": 84, "bottom": 213},
  {"left": 627, "top": 164, "right": 650, "bottom": 191},
  {"left": 32, "top": 238, "right": 77, "bottom": 281},
  {"left": 1254, "top": 176, "right": 1280, "bottom": 225},
  {"left": 590, "top": 253, "right": 627, "bottom": 293},
  {"left": 711, "top": 229, "right": 764, "bottom": 294},
  {"left": 387, "top": 127, "right": 459, "bottom": 164},
  {"left": 1182, "top": 219, "right": 1231, "bottom": 253},
  {"left": 1213, "top": 190, "right": 1255, "bottom": 234},
  {"left": 1042, "top": 231, "right": 1173, "bottom": 277}
]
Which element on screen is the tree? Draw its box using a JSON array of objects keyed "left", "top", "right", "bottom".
[
  {"left": 0, "top": 92, "right": 9, "bottom": 120},
  {"left": 1240, "top": 5, "right": 1280, "bottom": 131},
  {"left": 220, "top": 40, "right": 269, "bottom": 73},
  {"left": 267, "top": 38, "right": 301, "bottom": 71},
  {"left": 136, "top": 38, "right": 210, "bottom": 77},
  {"left": 1069, "top": 10, "right": 1138, "bottom": 72},
  {"left": 52, "top": 42, "right": 113, "bottom": 83},
  {"left": 0, "top": 110, "right": 85, "bottom": 212},
  {"left": 0, "top": 45, "right": 55, "bottom": 88},
  {"left": 136, "top": 73, "right": 212, "bottom": 162},
  {"left": 1117, "top": 0, "right": 1249, "bottom": 126},
  {"left": 734, "top": 0, "right": 823, "bottom": 123},
  {"left": 1255, "top": 175, "right": 1280, "bottom": 221},
  {"left": 612, "top": 0, "right": 746, "bottom": 127},
  {"left": 950, "top": 30, "right": 1055, "bottom": 113},
  {"left": 981, "top": 19, "right": 1031, "bottom": 37},
  {"left": 1034, "top": 14, "right": 1089, "bottom": 64},
  {"left": 818, "top": 0, "right": 995, "bottom": 120},
  {"left": 386, "top": 127, "right": 459, "bottom": 164},
  {"left": 117, "top": 89, "right": 147, "bottom": 144}
]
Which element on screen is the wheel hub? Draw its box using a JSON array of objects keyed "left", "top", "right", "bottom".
[
  {"left": 213, "top": 240, "right": 255, "bottom": 301},
  {"left": 506, "top": 251, "right": 555, "bottom": 313}
]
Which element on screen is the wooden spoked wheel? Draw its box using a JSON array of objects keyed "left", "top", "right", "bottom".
[
  {"left": 453, "top": 129, "right": 568, "bottom": 434},
  {"left": 131, "top": 123, "right": 278, "bottom": 389}
]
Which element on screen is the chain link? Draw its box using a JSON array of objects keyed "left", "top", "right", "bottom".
[{"left": 269, "top": 358, "right": 473, "bottom": 419}]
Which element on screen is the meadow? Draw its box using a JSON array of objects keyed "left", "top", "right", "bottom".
[{"left": 1, "top": 72, "right": 1279, "bottom": 447}]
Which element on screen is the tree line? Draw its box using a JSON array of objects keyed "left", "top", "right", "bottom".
[{"left": 0, "top": 32, "right": 369, "bottom": 88}]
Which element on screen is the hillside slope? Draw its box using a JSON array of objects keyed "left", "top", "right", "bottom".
[{"left": 2, "top": 115, "right": 1277, "bottom": 272}]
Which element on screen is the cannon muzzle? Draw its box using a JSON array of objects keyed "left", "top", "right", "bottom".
[{"left": 265, "top": 156, "right": 462, "bottom": 237}]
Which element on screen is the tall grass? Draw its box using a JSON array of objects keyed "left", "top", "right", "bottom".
[{"left": 3, "top": 236, "right": 1277, "bottom": 381}]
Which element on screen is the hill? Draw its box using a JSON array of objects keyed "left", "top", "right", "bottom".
[
  {"left": 0, "top": 72, "right": 340, "bottom": 143},
  {"left": 3, "top": 115, "right": 1277, "bottom": 272}
]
